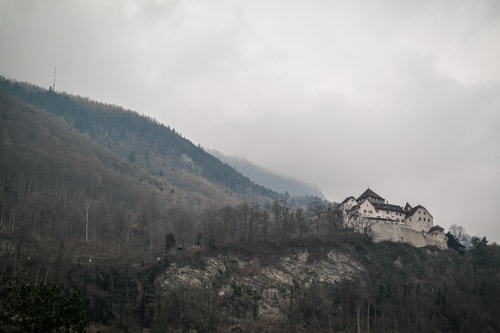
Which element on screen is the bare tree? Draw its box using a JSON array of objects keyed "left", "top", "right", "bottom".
[
  {"left": 448, "top": 224, "right": 466, "bottom": 244},
  {"left": 237, "top": 202, "right": 251, "bottom": 242},
  {"left": 234, "top": 203, "right": 262, "bottom": 243},
  {"left": 85, "top": 200, "right": 90, "bottom": 241},
  {"left": 169, "top": 207, "right": 195, "bottom": 247},
  {"left": 256, "top": 209, "right": 269, "bottom": 242},
  {"left": 325, "top": 204, "right": 343, "bottom": 241},
  {"left": 143, "top": 204, "right": 161, "bottom": 259},
  {"left": 343, "top": 209, "right": 360, "bottom": 230},
  {"left": 308, "top": 200, "right": 325, "bottom": 236},
  {"left": 113, "top": 206, "right": 130, "bottom": 248},
  {"left": 272, "top": 200, "right": 292, "bottom": 240},
  {"left": 294, "top": 208, "right": 308, "bottom": 238}
]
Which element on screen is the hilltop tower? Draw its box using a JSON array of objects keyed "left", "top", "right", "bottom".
[{"left": 50, "top": 66, "right": 56, "bottom": 91}]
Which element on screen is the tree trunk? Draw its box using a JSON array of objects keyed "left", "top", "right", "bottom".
[
  {"left": 85, "top": 201, "right": 90, "bottom": 241},
  {"left": 367, "top": 302, "right": 370, "bottom": 333},
  {"left": 357, "top": 305, "right": 361, "bottom": 333},
  {"left": 35, "top": 261, "right": 43, "bottom": 287},
  {"left": 10, "top": 209, "right": 16, "bottom": 231},
  {"left": 44, "top": 260, "right": 52, "bottom": 286}
]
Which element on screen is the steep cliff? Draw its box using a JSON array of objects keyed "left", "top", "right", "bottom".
[{"left": 158, "top": 248, "right": 362, "bottom": 324}]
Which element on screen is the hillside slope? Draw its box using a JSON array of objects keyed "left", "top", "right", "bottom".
[
  {"left": 0, "top": 77, "right": 280, "bottom": 206},
  {"left": 1, "top": 91, "right": 247, "bottom": 247},
  {"left": 3, "top": 233, "right": 493, "bottom": 333}
]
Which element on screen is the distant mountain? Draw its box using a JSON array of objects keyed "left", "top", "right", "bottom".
[{"left": 210, "top": 149, "right": 325, "bottom": 199}]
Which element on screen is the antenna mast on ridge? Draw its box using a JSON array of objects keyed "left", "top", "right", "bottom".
[{"left": 51, "top": 66, "right": 57, "bottom": 91}]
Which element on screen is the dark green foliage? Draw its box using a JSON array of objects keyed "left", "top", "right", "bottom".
[
  {"left": 164, "top": 232, "right": 176, "bottom": 252},
  {"left": 127, "top": 150, "right": 136, "bottom": 163},
  {"left": 0, "top": 281, "right": 88, "bottom": 332},
  {"left": 447, "top": 232, "right": 466, "bottom": 253},
  {"left": 195, "top": 233, "right": 203, "bottom": 247}
]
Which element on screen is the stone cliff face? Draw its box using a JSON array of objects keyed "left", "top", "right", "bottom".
[
  {"left": 158, "top": 249, "right": 363, "bottom": 323},
  {"left": 368, "top": 223, "right": 447, "bottom": 249}
]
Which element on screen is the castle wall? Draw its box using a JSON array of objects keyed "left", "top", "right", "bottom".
[{"left": 368, "top": 223, "right": 447, "bottom": 250}]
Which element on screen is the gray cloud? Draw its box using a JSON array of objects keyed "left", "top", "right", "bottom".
[{"left": 1, "top": 0, "right": 499, "bottom": 241}]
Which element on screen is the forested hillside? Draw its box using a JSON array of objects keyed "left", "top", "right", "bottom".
[
  {"left": 0, "top": 77, "right": 328, "bottom": 256},
  {"left": 0, "top": 77, "right": 286, "bottom": 205}
]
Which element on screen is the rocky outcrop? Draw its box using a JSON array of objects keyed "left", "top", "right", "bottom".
[{"left": 158, "top": 249, "right": 363, "bottom": 323}]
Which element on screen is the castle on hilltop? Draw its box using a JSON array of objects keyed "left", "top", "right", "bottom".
[{"left": 340, "top": 189, "right": 447, "bottom": 249}]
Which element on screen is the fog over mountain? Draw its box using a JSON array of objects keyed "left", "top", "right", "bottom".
[{"left": 210, "top": 149, "right": 325, "bottom": 199}]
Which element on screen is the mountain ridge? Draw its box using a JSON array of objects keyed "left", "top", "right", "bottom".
[{"left": 0, "top": 77, "right": 288, "bottom": 207}]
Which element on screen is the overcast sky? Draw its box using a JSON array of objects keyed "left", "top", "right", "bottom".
[{"left": 1, "top": 0, "right": 499, "bottom": 241}]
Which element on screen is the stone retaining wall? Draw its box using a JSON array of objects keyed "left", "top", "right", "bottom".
[{"left": 368, "top": 223, "right": 447, "bottom": 249}]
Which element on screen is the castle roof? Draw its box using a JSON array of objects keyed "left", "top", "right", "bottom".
[
  {"left": 371, "top": 202, "right": 406, "bottom": 213},
  {"left": 340, "top": 196, "right": 356, "bottom": 205},
  {"left": 349, "top": 204, "right": 360, "bottom": 213},
  {"left": 406, "top": 205, "right": 433, "bottom": 218},
  {"left": 357, "top": 188, "right": 385, "bottom": 202},
  {"left": 428, "top": 225, "right": 444, "bottom": 233},
  {"left": 365, "top": 217, "right": 405, "bottom": 223}
]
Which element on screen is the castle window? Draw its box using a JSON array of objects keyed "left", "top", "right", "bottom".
[{"left": 363, "top": 210, "right": 367, "bottom": 213}]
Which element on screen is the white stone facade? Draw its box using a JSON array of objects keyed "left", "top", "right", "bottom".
[{"left": 405, "top": 206, "right": 433, "bottom": 232}]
